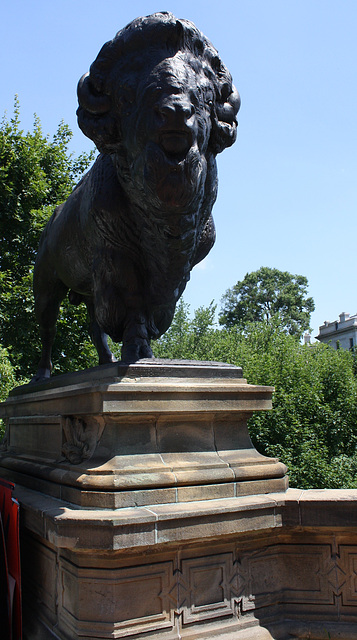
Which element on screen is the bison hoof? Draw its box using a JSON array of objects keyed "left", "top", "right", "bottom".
[
  {"left": 98, "top": 352, "right": 117, "bottom": 365},
  {"left": 121, "top": 341, "right": 153, "bottom": 363},
  {"left": 30, "top": 368, "right": 52, "bottom": 385}
]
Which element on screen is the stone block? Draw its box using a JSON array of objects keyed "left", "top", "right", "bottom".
[
  {"left": 10, "top": 362, "right": 356, "bottom": 639},
  {"left": 0, "top": 361, "right": 288, "bottom": 508},
  {"left": 11, "top": 485, "right": 357, "bottom": 639}
]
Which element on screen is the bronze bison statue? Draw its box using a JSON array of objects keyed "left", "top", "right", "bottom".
[{"left": 32, "top": 11, "right": 240, "bottom": 380}]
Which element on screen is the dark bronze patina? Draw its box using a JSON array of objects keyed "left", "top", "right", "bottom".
[{"left": 32, "top": 12, "right": 240, "bottom": 380}]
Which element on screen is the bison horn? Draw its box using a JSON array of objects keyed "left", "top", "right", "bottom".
[
  {"left": 228, "top": 86, "right": 241, "bottom": 116},
  {"left": 77, "top": 73, "right": 111, "bottom": 115},
  {"left": 216, "top": 85, "right": 241, "bottom": 126}
]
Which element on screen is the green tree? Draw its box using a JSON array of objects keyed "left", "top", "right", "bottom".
[
  {"left": 0, "top": 99, "right": 97, "bottom": 379},
  {"left": 0, "top": 345, "right": 18, "bottom": 437},
  {"left": 219, "top": 266, "right": 315, "bottom": 338},
  {"left": 228, "top": 322, "right": 357, "bottom": 489},
  {"left": 153, "top": 299, "right": 217, "bottom": 360},
  {"left": 0, "top": 345, "right": 17, "bottom": 401}
]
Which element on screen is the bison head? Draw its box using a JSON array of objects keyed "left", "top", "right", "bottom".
[{"left": 77, "top": 12, "right": 240, "bottom": 210}]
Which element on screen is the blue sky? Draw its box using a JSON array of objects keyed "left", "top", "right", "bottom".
[{"left": 1, "top": 1, "right": 357, "bottom": 336}]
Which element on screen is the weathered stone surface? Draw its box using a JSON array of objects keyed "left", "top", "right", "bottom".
[
  {"left": 4, "top": 363, "right": 357, "bottom": 639},
  {"left": 16, "top": 486, "right": 357, "bottom": 640},
  {"left": 0, "top": 361, "right": 287, "bottom": 507}
]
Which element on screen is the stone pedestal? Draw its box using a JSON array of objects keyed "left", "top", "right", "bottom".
[
  {"left": 0, "top": 360, "right": 287, "bottom": 508},
  {"left": 0, "top": 360, "right": 292, "bottom": 639},
  {"left": 2, "top": 361, "right": 357, "bottom": 639}
]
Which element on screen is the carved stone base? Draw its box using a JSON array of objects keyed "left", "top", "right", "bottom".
[
  {"left": 0, "top": 359, "right": 294, "bottom": 639},
  {"left": 0, "top": 360, "right": 288, "bottom": 507},
  {"left": 1, "top": 362, "right": 357, "bottom": 638},
  {"left": 13, "top": 486, "right": 357, "bottom": 640}
]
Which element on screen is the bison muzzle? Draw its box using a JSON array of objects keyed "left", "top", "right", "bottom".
[{"left": 32, "top": 11, "right": 240, "bottom": 381}]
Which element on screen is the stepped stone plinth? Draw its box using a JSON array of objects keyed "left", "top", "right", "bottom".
[
  {"left": 0, "top": 360, "right": 297, "bottom": 639},
  {"left": 0, "top": 360, "right": 288, "bottom": 509}
]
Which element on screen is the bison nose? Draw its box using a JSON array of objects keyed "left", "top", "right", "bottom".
[
  {"left": 155, "top": 101, "right": 195, "bottom": 157},
  {"left": 156, "top": 101, "right": 195, "bottom": 129}
]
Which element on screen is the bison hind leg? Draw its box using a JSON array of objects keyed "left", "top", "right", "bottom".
[
  {"left": 85, "top": 300, "right": 116, "bottom": 365},
  {"left": 31, "top": 278, "right": 69, "bottom": 383}
]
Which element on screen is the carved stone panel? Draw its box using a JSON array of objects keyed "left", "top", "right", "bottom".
[
  {"left": 59, "top": 558, "right": 176, "bottom": 638},
  {"left": 21, "top": 534, "right": 58, "bottom": 623},
  {"left": 178, "top": 553, "right": 239, "bottom": 625},
  {"left": 62, "top": 415, "right": 105, "bottom": 464},
  {"left": 337, "top": 546, "right": 357, "bottom": 606},
  {"left": 240, "top": 544, "right": 335, "bottom": 611}
]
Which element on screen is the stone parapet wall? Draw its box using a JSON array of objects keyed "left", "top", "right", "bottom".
[
  {"left": 1, "top": 363, "right": 356, "bottom": 639},
  {"left": 16, "top": 486, "right": 357, "bottom": 640}
]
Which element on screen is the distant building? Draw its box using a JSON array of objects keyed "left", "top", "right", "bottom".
[{"left": 316, "top": 312, "right": 357, "bottom": 350}]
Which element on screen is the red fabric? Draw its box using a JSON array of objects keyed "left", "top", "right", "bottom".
[{"left": 0, "top": 479, "right": 21, "bottom": 640}]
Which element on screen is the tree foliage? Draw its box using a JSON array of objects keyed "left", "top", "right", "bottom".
[
  {"left": 0, "top": 346, "right": 17, "bottom": 402},
  {"left": 219, "top": 266, "right": 315, "bottom": 338},
  {"left": 0, "top": 346, "right": 18, "bottom": 438},
  {"left": 0, "top": 100, "right": 97, "bottom": 378},
  {"left": 153, "top": 299, "right": 218, "bottom": 361},
  {"left": 154, "top": 303, "right": 357, "bottom": 489}
]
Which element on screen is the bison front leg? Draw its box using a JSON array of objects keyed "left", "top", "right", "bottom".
[
  {"left": 121, "top": 312, "right": 153, "bottom": 363},
  {"left": 93, "top": 250, "right": 153, "bottom": 363}
]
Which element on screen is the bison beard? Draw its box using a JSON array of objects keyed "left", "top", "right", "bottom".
[{"left": 32, "top": 12, "right": 240, "bottom": 381}]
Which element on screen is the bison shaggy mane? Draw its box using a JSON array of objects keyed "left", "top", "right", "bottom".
[{"left": 77, "top": 11, "right": 240, "bottom": 155}]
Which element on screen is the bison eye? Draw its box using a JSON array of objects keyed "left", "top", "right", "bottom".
[{"left": 203, "top": 89, "right": 214, "bottom": 109}]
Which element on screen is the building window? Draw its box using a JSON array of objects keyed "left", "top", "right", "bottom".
[{"left": 350, "top": 338, "right": 354, "bottom": 350}]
